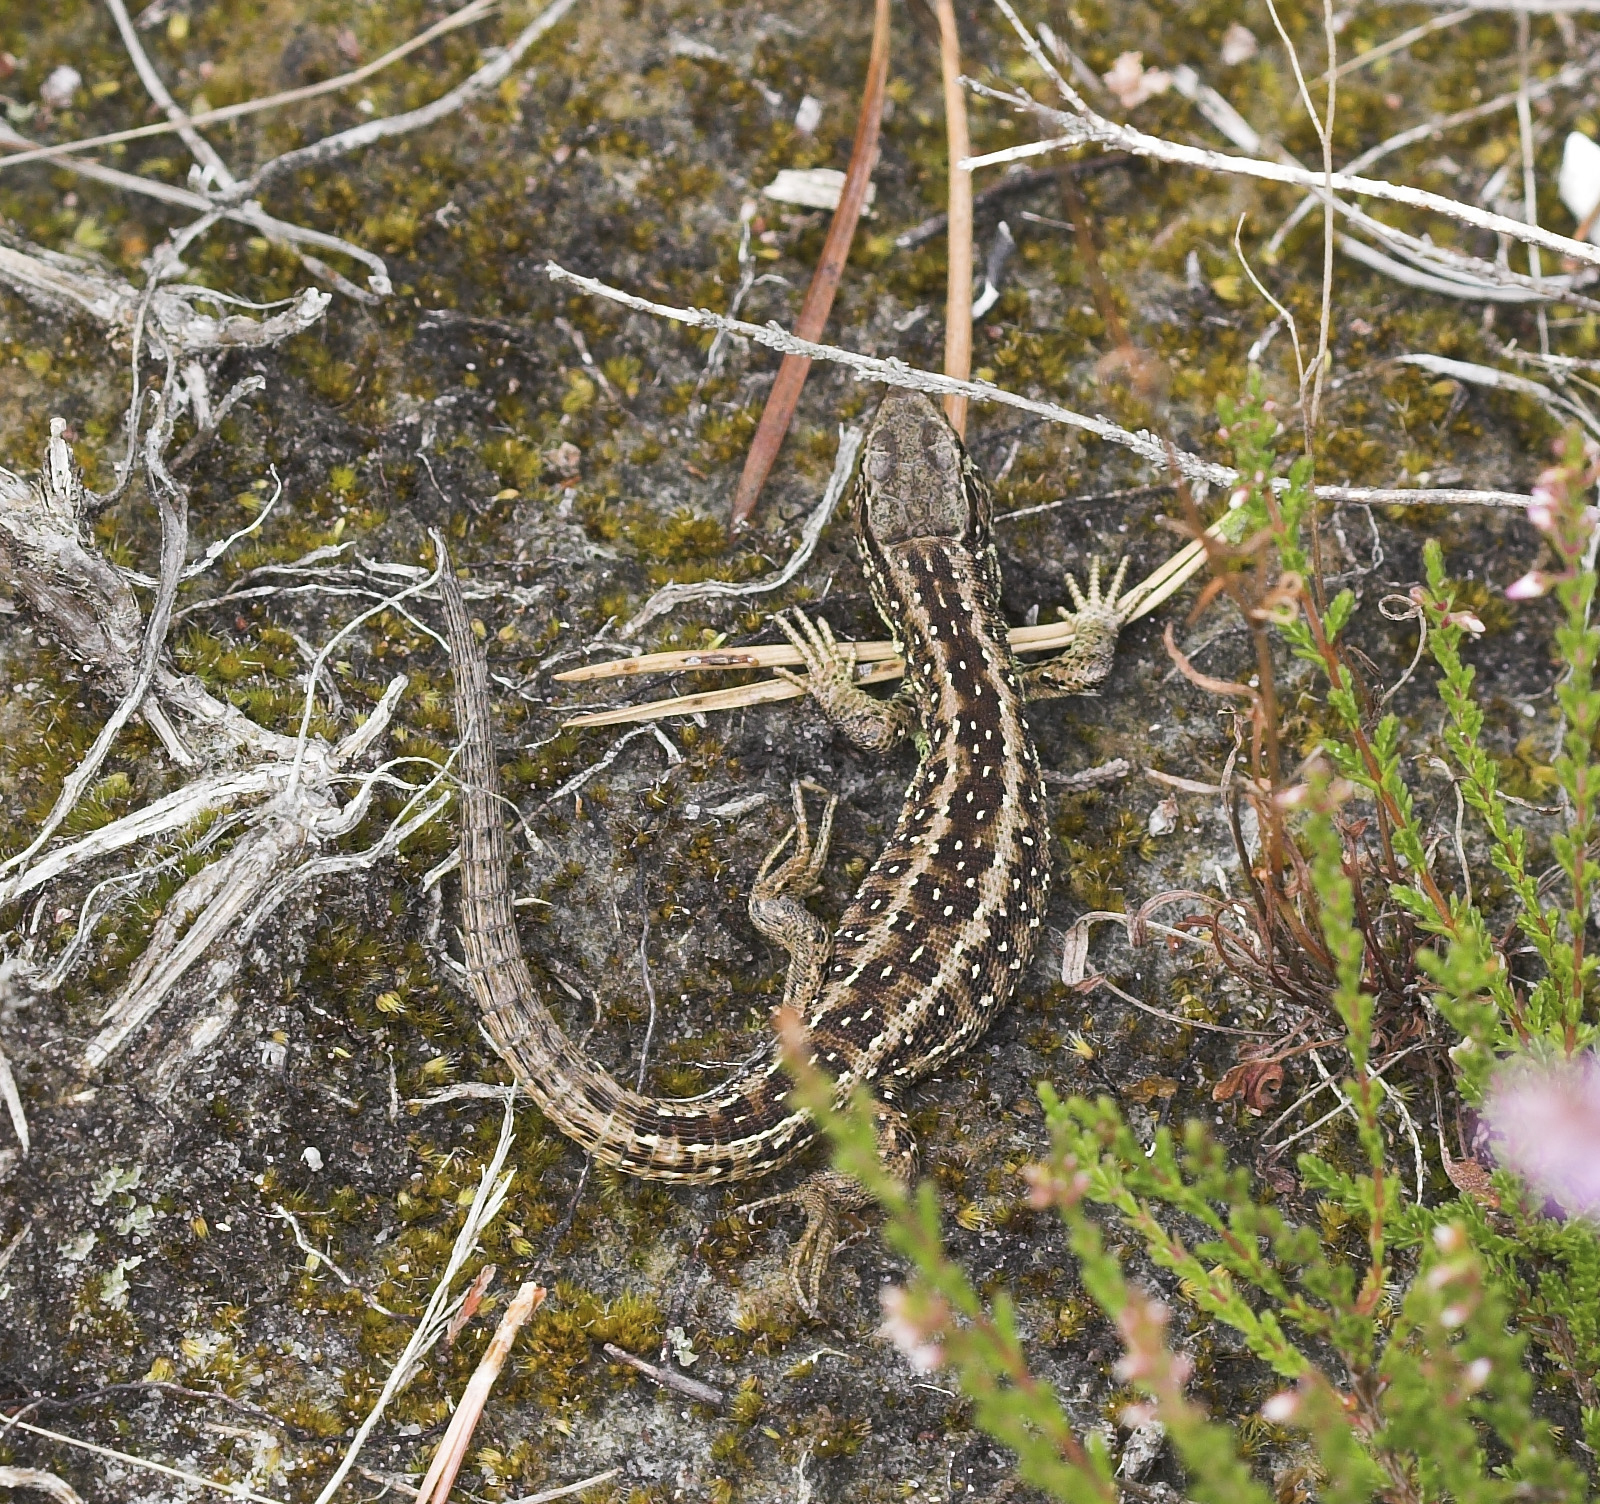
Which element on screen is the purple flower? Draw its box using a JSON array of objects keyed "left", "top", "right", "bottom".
[
  {"left": 1504, "top": 570, "right": 1549, "bottom": 601},
  {"left": 1483, "top": 1054, "right": 1600, "bottom": 1221}
]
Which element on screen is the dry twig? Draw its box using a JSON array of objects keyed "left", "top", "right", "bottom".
[
  {"left": 624, "top": 426, "right": 862, "bottom": 637},
  {"left": 311, "top": 1094, "right": 518, "bottom": 1504},
  {"left": 546, "top": 260, "right": 1538, "bottom": 511},
  {"left": 1, "top": 1419, "right": 284, "bottom": 1504},
  {"left": 961, "top": 79, "right": 1600, "bottom": 270},
  {"left": 0, "top": 1466, "right": 85, "bottom": 1504},
  {"left": 601, "top": 1343, "right": 726, "bottom": 1406},
  {"left": 508, "top": 1471, "right": 624, "bottom": 1504},
  {"left": 415, "top": 1282, "right": 547, "bottom": 1504},
  {"left": 0, "top": 0, "right": 497, "bottom": 171}
]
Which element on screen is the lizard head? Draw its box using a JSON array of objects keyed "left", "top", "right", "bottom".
[{"left": 856, "top": 388, "right": 987, "bottom": 549}]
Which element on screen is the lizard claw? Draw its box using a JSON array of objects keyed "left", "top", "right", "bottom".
[
  {"left": 773, "top": 608, "right": 858, "bottom": 700},
  {"left": 754, "top": 781, "right": 838, "bottom": 902},
  {"left": 771, "top": 608, "right": 912, "bottom": 754},
  {"left": 739, "top": 1171, "right": 858, "bottom": 1317},
  {"left": 1026, "top": 555, "right": 1137, "bottom": 701},
  {"left": 1060, "top": 555, "right": 1135, "bottom": 625}
]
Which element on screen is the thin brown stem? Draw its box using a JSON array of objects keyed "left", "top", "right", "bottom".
[
  {"left": 729, "top": 0, "right": 891, "bottom": 529},
  {"left": 935, "top": 0, "right": 973, "bottom": 434}
]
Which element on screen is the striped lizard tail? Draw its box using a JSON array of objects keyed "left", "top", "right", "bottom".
[{"left": 438, "top": 549, "right": 812, "bottom": 1183}]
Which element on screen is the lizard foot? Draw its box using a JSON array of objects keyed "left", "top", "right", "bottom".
[
  {"left": 752, "top": 780, "right": 837, "bottom": 905},
  {"left": 1023, "top": 555, "right": 1138, "bottom": 701},
  {"left": 738, "top": 1102, "right": 916, "bottom": 1315},
  {"left": 773, "top": 608, "right": 910, "bottom": 754},
  {"left": 740, "top": 1170, "right": 869, "bottom": 1317}
]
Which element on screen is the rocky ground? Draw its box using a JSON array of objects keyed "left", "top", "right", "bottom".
[{"left": 0, "top": 0, "right": 1585, "bottom": 1499}]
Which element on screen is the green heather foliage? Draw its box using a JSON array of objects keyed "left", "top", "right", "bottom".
[{"left": 792, "top": 381, "right": 1600, "bottom": 1502}]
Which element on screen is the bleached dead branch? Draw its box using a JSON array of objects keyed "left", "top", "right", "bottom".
[
  {"left": 286, "top": 539, "right": 444, "bottom": 793},
  {"left": 0, "top": 388, "right": 452, "bottom": 1079},
  {"left": 1318, "top": 9, "right": 1474, "bottom": 83},
  {"left": 233, "top": 0, "right": 585, "bottom": 197},
  {"left": 1409, "top": 0, "right": 1600, "bottom": 11},
  {"left": 0, "top": 1037, "right": 28, "bottom": 1157},
  {"left": 1396, "top": 352, "right": 1600, "bottom": 438},
  {"left": 1331, "top": 208, "right": 1600, "bottom": 310},
  {"left": 76, "top": 675, "right": 418, "bottom": 1073},
  {"left": 237, "top": 763, "right": 455, "bottom": 943},
  {"left": 1271, "top": 53, "right": 1600, "bottom": 255},
  {"left": 958, "top": 78, "right": 1600, "bottom": 271},
  {"left": 0, "top": 0, "right": 496, "bottom": 172},
  {"left": 0, "top": 391, "right": 194, "bottom": 882},
  {"left": 0, "top": 1466, "right": 86, "bottom": 1504},
  {"left": 105, "top": 0, "right": 235, "bottom": 192},
  {"left": 545, "top": 262, "right": 1535, "bottom": 511},
  {"left": 0, "top": 238, "right": 330, "bottom": 357},
  {"left": 0, "top": 768, "right": 290, "bottom": 912},
  {"left": 1, "top": 1418, "right": 285, "bottom": 1503},
  {"left": 508, "top": 1472, "right": 625, "bottom": 1504},
  {"left": 0, "top": 121, "right": 390, "bottom": 301}
]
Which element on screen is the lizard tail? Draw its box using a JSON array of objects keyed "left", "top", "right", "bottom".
[{"left": 438, "top": 548, "right": 811, "bottom": 1183}]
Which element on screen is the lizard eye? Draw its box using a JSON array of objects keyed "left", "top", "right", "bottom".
[{"left": 923, "top": 421, "right": 957, "bottom": 472}]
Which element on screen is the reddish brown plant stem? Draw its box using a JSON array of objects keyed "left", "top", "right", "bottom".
[{"left": 728, "top": 0, "right": 891, "bottom": 531}]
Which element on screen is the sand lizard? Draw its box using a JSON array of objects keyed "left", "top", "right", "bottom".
[{"left": 440, "top": 388, "right": 1136, "bottom": 1309}]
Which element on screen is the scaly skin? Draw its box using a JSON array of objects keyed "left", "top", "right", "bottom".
[{"left": 440, "top": 387, "right": 1130, "bottom": 1307}]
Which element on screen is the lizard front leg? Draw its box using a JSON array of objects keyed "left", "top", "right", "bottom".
[
  {"left": 775, "top": 608, "right": 915, "bottom": 754},
  {"left": 1022, "top": 556, "right": 1136, "bottom": 701}
]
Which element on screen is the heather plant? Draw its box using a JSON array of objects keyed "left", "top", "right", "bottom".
[{"left": 789, "top": 384, "right": 1600, "bottom": 1500}]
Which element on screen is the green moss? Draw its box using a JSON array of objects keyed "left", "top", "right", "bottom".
[{"left": 515, "top": 1282, "right": 664, "bottom": 1411}]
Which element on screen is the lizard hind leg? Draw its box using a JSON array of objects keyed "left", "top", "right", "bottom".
[
  {"left": 749, "top": 780, "right": 838, "bottom": 1011},
  {"left": 752, "top": 779, "right": 837, "bottom": 904},
  {"left": 741, "top": 1099, "right": 918, "bottom": 1316}
]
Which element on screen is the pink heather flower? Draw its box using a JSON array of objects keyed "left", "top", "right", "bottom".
[
  {"left": 1483, "top": 1054, "right": 1600, "bottom": 1220},
  {"left": 1261, "top": 1391, "right": 1301, "bottom": 1424},
  {"left": 1443, "top": 610, "right": 1485, "bottom": 635},
  {"left": 1504, "top": 571, "right": 1549, "bottom": 601},
  {"left": 1102, "top": 51, "right": 1171, "bottom": 109},
  {"left": 1525, "top": 494, "right": 1557, "bottom": 533},
  {"left": 878, "top": 1286, "right": 945, "bottom": 1374}
]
